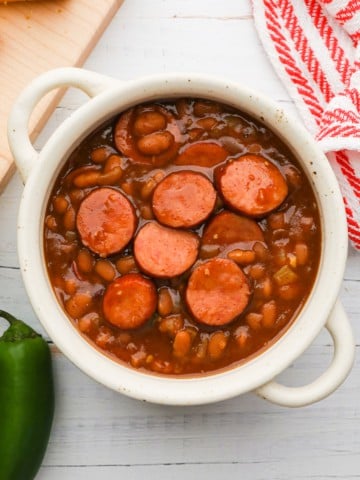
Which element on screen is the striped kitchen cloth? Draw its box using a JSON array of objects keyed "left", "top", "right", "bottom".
[{"left": 252, "top": 0, "right": 360, "bottom": 249}]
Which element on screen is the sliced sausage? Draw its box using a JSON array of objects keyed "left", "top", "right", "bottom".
[
  {"left": 202, "top": 211, "right": 264, "bottom": 248},
  {"left": 152, "top": 171, "right": 217, "bottom": 228},
  {"left": 103, "top": 273, "right": 157, "bottom": 329},
  {"left": 76, "top": 187, "right": 137, "bottom": 257},
  {"left": 114, "top": 105, "right": 181, "bottom": 166},
  {"left": 186, "top": 258, "right": 251, "bottom": 326},
  {"left": 175, "top": 141, "right": 228, "bottom": 167},
  {"left": 134, "top": 222, "right": 199, "bottom": 278},
  {"left": 216, "top": 154, "right": 288, "bottom": 217}
]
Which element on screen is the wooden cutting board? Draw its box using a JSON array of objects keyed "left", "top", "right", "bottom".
[{"left": 0, "top": 0, "right": 124, "bottom": 192}]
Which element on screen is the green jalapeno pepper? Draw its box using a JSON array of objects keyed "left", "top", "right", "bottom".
[{"left": 0, "top": 310, "right": 54, "bottom": 480}]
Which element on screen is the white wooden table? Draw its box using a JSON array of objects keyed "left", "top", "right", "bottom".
[{"left": 1, "top": 1, "right": 359, "bottom": 478}]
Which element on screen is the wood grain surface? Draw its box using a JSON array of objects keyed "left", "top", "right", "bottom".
[
  {"left": 0, "top": 1, "right": 359, "bottom": 479},
  {"left": 0, "top": 0, "right": 123, "bottom": 191}
]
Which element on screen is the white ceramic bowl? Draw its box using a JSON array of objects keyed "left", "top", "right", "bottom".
[{"left": 8, "top": 67, "right": 355, "bottom": 407}]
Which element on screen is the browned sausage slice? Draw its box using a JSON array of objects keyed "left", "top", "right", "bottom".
[
  {"left": 114, "top": 105, "right": 181, "bottom": 166},
  {"left": 175, "top": 141, "right": 228, "bottom": 167},
  {"left": 186, "top": 258, "right": 251, "bottom": 326},
  {"left": 76, "top": 187, "right": 137, "bottom": 257},
  {"left": 152, "top": 171, "right": 216, "bottom": 228},
  {"left": 134, "top": 222, "right": 199, "bottom": 278},
  {"left": 202, "top": 211, "right": 264, "bottom": 248},
  {"left": 216, "top": 154, "right": 288, "bottom": 217},
  {"left": 103, "top": 273, "right": 157, "bottom": 329}
]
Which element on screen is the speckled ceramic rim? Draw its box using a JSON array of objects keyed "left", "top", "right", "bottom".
[{"left": 8, "top": 68, "right": 355, "bottom": 406}]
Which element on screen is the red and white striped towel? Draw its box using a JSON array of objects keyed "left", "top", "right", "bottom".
[{"left": 252, "top": 0, "right": 360, "bottom": 249}]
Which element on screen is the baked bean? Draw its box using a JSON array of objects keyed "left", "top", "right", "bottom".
[
  {"left": 153, "top": 170, "right": 165, "bottom": 183},
  {"left": 200, "top": 244, "right": 221, "bottom": 259},
  {"left": 278, "top": 283, "right": 302, "bottom": 300},
  {"left": 94, "top": 259, "right": 116, "bottom": 282},
  {"left": 195, "top": 337, "right": 208, "bottom": 360},
  {"left": 284, "top": 165, "right": 302, "bottom": 188},
  {"left": 249, "top": 263, "right": 265, "bottom": 280},
  {"left": 274, "top": 248, "right": 288, "bottom": 267},
  {"left": 73, "top": 170, "right": 101, "bottom": 188},
  {"left": 140, "top": 177, "right": 157, "bottom": 199},
  {"left": 130, "top": 350, "right": 147, "bottom": 368},
  {"left": 208, "top": 331, "right": 228, "bottom": 360},
  {"left": 262, "top": 301, "right": 277, "bottom": 328},
  {"left": 137, "top": 131, "right": 174, "bottom": 156},
  {"left": 158, "top": 287, "right": 174, "bottom": 317},
  {"left": 64, "top": 279, "right": 77, "bottom": 295},
  {"left": 52, "top": 275, "right": 65, "bottom": 290},
  {"left": 53, "top": 195, "right": 69, "bottom": 214},
  {"left": 288, "top": 253, "right": 297, "bottom": 269},
  {"left": 234, "top": 325, "right": 250, "bottom": 348},
  {"left": 140, "top": 173, "right": 165, "bottom": 202},
  {"left": 300, "top": 216, "right": 314, "bottom": 231},
  {"left": 158, "top": 315, "right": 184, "bottom": 338},
  {"left": 120, "top": 182, "right": 134, "bottom": 196},
  {"left": 126, "top": 342, "right": 137, "bottom": 353},
  {"left": 45, "top": 215, "right": 57, "bottom": 231},
  {"left": 173, "top": 330, "right": 192, "bottom": 358},
  {"left": 253, "top": 242, "right": 269, "bottom": 261},
  {"left": 78, "top": 315, "right": 92, "bottom": 334},
  {"left": 98, "top": 166, "right": 123, "bottom": 185},
  {"left": 150, "top": 359, "right": 173, "bottom": 375},
  {"left": 77, "top": 249, "right": 94, "bottom": 274},
  {"left": 196, "top": 117, "right": 218, "bottom": 130},
  {"left": 78, "top": 313, "right": 99, "bottom": 334},
  {"left": 247, "top": 143, "right": 262, "bottom": 154},
  {"left": 90, "top": 146, "right": 111, "bottom": 164},
  {"left": 187, "top": 128, "right": 203, "bottom": 141},
  {"left": 193, "top": 100, "right": 221, "bottom": 116},
  {"left": 65, "top": 231, "right": 77, "bottom": 242},
  {"left": 63, "top": 206, "right": 76, "bottom": 231},
  {"left": 95, "top": 327, "right": 114, "bottom": 349},
  {"left": 175, "top": 99, "right": 192, "bottom": 118},
  {"left": 104, "top": 154, "right": 123, "bottom": 173},
  {"left": 115, "top": 256, "right": 137, "bottom": 275},
  {"left": 133, "top": 110, "right": 167, "bottom": 136},
  {"left": 246, "top": 312, "right": 263, "bottom": 330},
  {"left": 146, "top": 354, "right": 154, "bottom": 364},
  {"left": 140, "top": 204, "right": 154, "bottom": 220},
  {"left": 268, "top": 212, "right": 286, "bottom": 230},
  {"left": 118, "top": 332, "right": 131, "bottom": 345},
  {"left": 295, "top": 242, "right": 309, "bottom": 265},
  {"left": 65, "top": 293, "right": 92, "bottom": 319},
  {"left": 220, "top": 136, "right": 245, "bottom": 155},
  {"left": 259, "top": 277, "right": 273, "bottom": 299},
  {"left": 69, "top": 188, "right": 85, "bottom": 204},
  {"left": 227, "top": 249, "right": 256, "bottom": 265}
]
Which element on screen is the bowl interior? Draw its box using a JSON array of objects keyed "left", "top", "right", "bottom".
[{"left": 17, "top": 74, "right": 347, "bottom": 404}]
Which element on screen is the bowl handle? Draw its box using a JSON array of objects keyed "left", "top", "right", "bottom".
[
  {"left": 7, "top": 67, "right": 120, "bottom": 183},
  {"left": 255, "top": 300, "right": 355, "bottom": 407}
]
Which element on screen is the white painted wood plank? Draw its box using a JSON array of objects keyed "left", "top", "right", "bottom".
[
  {"left": 34, "top": 342, "right": 359, "bottom": 472},
  {"left": 36, "top": 462, "right": 360, "bottom": 480}
]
